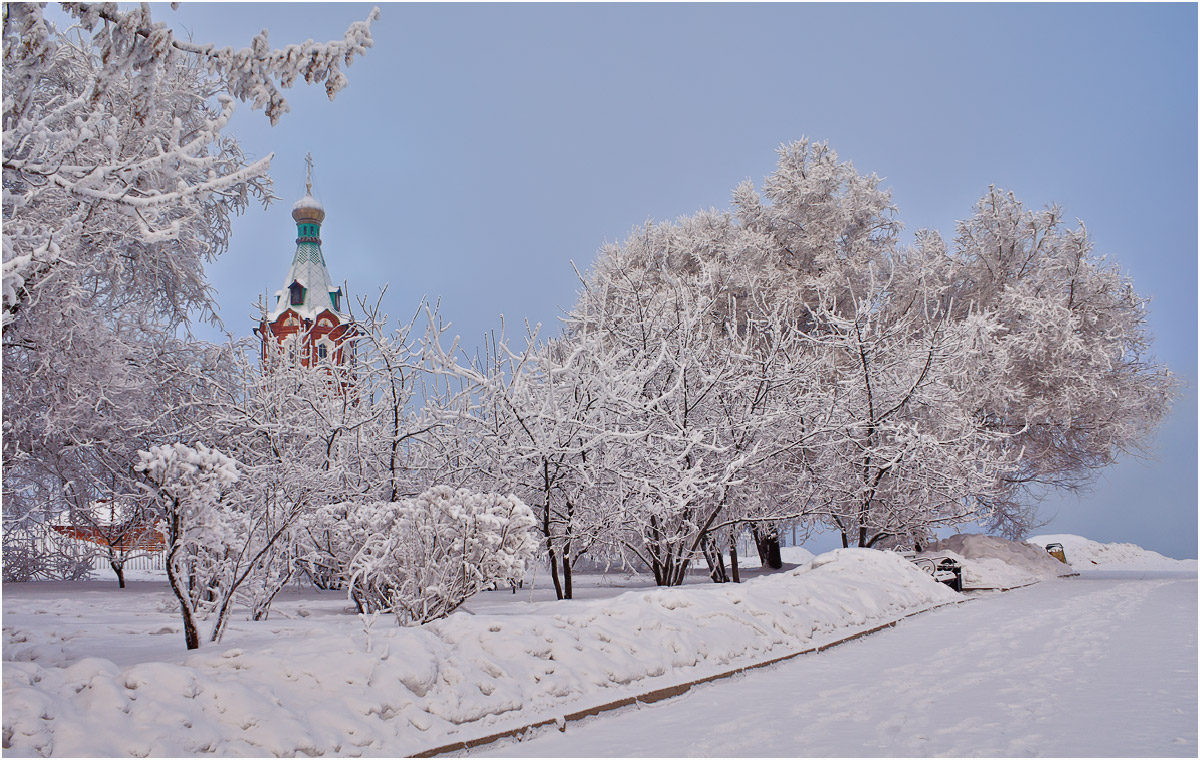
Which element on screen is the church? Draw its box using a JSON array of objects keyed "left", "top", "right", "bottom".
[{"left": 256, "top": 156, "right": 355, "bottom": 370}]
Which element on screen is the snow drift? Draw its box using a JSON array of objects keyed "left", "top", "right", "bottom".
[
  {"left": 921, "top": 533, "right": 1074, "bottom": 589},
  {"left": 1028, "top": 534, "right": 1197, "bottom": 571},
  {"left": 3, "top": 549, "right": 957, "bottom": 757}
]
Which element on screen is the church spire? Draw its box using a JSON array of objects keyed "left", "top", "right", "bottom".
[
  {"left": 268, "top": 155, "right": 342, "bottom": 321},
  {"left": 258, "top": 155, "right": 355, "bottom": 374}
]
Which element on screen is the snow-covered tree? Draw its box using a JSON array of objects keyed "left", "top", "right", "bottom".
[
  {"left": 2, "top": 3, "right": 379, "bottom": 579},
  {"left": 349, "top": 297, "right": 481, "bottom": 501},
  {"left": 941, "top": 188, "right": 1177, "bottom": 536},
  {"left": 540, "top": 141, "right": 1174, "bottom": 561},
  {"left": 731, "top": 139, "right": 901, "bottom": 326},
  {"left": 797, "top": 263, "right": 1018, "bottom": 547},
  {"left": 553, "top": 212, "right": 836, "bottom": 586},
  {"left": 463, "top": 320, "right": 633, "bottom": 599}
]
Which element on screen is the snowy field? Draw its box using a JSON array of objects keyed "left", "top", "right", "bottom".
[{"left": 3, "top": 536, "right": 1195, "bottom": 757}]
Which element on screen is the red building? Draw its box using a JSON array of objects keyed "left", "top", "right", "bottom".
[{"left": 256, "top": 157, "right": 356, "bottom": 371}]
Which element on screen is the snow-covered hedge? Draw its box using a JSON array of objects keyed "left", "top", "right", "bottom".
[
  {"left": 306, "top": 487, "right": 537, "bottom": 624},
  {"left": 3, "top": 549, "right": 957, "bottom": 757}
]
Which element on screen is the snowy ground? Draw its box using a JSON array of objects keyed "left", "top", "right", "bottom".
[
  {"left": 3, "top": 536, "right": 1194, "bottom": 757},
  {"left": 481, "top": 570, "right": 1197, "bottom": 757}
]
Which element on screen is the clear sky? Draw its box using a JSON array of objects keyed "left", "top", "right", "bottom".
[{"left": 161, "top": 3, "right": 1196, "bottom": 558}]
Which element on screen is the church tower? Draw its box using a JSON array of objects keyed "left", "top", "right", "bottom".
[{"left": 257, "top": 155, "right": 355, "bottom": 370}]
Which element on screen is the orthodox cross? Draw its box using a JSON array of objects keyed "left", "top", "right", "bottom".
[{"left": 304, "top": 152, "right": 314, "bottom": 195}]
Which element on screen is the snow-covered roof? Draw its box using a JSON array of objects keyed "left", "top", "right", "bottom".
[{"left": 269, "top": 245, "right": 344, "bottom": 321}]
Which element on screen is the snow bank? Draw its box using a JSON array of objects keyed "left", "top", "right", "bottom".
[
  {"left": 3, "top": 549, "right": 957, "bottom": 757},
  {"left": 1028, "top": 534, "right": 1198, "bottom": 571},
  {"left": 923, "top": 533, "right": 1073, "bottom": 589}
]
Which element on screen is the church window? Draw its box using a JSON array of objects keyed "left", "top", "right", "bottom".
[
  {"left": 317, "top": 344, "right": 328, "bottom": 360},
  {"left": 289, "top": 281, "right": 306, "bottom": 306}
]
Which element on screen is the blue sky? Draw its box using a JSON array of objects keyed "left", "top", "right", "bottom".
[{"left": 162, "top": 3, "right": 1195, "bottom": 558}]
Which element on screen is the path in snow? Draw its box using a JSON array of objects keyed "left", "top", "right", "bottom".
[{"left": 480, "top": 572, "right": 1197, "bottom": 757}]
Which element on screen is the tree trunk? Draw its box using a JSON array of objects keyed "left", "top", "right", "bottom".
[
  {"left": 164, "top": 503, "right": 200, "bottom": 650},
  {"left": 729, "top": 533, "right": 740, "bottom": 583},
  {"left": 178, "top": 601, "right": 200, "bottom": 650},
  {"left": 752, "top": 525, "right": 769, "bottom": 564},
  {"left": 765, "top": 536, "right": 782, "bottom": 569},
  {"left": 702, "top": 533, "right": 728, "bottom": 583},
  {"left": 252, "top": 563, "right": 293, "bottom": 621},
  {"left": 753, "top": 526, "right": 783, "bottom": 570},
  {"left": 542, "top": 463, "right": 564, "bottom": 600},
  {"left": 548, "top": 549, "right": 563, "bottom": 600},
  {"left": 165, "top": 548, "right": 200, "bottom": 650},
  {"left": 210, "top": 593, "right": 236, "bottom": 643},
  {"left": 110, "top": 558, "right": 126, "bottom": 589},
  {"left": 714, "top": 545, "right": 728, "bottom": 583}
]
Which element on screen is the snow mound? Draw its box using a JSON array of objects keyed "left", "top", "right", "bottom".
[
  {"left": 781, "top": 545, "right": 816, "bottom": 565},
  {"left": 3, "top": 549, "right": 957, "bottom": 757},
  {"left": 924, "top": 533, "right": 1072, "bottom": 589},
  {"left": 1027, "top": 534, "right": 1197, "bottom": 571}
]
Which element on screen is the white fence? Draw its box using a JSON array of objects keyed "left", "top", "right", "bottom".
[
  {"left": 5, "top": 528, "right": 165, "bottom": 578},
  {"left": 89, "top": 551, "right": 165, "bottom": 572}
]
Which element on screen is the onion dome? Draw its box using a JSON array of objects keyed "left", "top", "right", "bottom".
[{"left": 292, "top": 192, "right": 325, "bottom": 225}]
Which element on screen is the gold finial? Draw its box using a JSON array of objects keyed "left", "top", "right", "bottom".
[{"left": 304, "top": 152, "right": 314, "bottom": 195}]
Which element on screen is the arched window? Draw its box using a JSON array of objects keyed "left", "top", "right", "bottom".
[
  {"left": 289, "top": 281, "right": 306, "bottom": 306},
  {"left": 317, "top": 344, "right": 328, "bottom": 360}
]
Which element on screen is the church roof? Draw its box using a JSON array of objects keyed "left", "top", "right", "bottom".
[{"left": 269, "top": 239, "right": 343, "bottom": 321}]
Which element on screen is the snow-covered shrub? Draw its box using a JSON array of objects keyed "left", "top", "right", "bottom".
[
  {"left": 308, "top": 487, "right": 537, "bottom": 625},
  {"left": 136, "top": 443, "right": 241, "bottom": 649}
]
